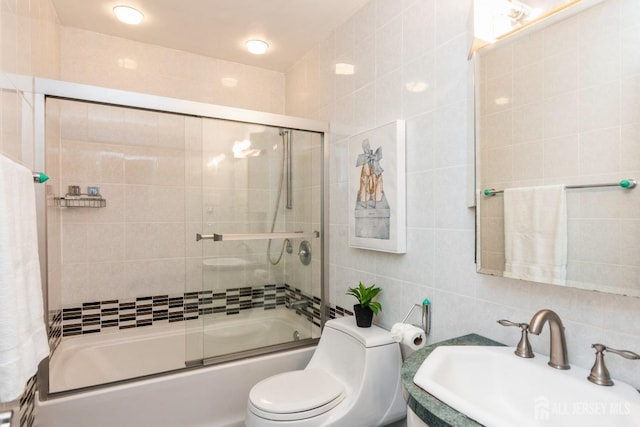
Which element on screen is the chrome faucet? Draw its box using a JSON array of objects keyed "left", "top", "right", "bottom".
[{"left": 528, "top": 309, "right": 570, "bottom": 370}]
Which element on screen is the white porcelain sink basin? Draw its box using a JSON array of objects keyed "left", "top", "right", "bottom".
[{"left": 414, "top": 346, "right": 640, "bottom": 427}]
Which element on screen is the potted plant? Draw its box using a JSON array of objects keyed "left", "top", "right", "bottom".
[{"left": 346, "top": 282, "right": 382, "bottom": 327}]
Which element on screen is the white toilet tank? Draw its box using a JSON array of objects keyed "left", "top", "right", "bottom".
[
  {"left": 246, "top": 316, "right": 405, "bottom": 427},
  {"left": 306, "top": 317, "right": 401, "bottom": 391}
]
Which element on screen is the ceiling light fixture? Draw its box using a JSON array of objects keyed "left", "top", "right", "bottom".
[
  {"left": 113, "top": 5, "right": 144, "bottom": 25},
  {"left": 246, "top": 40, "right": 269, "bottom": 55}
]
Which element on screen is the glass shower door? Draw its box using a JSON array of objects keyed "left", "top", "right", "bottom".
[
  {"left": 46, "top": 98, "right": 194, "bottom": 391},
  {"left": 191, "top": 119, "right": 323, "bottom": 363}
]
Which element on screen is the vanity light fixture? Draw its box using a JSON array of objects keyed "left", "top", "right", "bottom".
[
  {"left": 468, "top": 0, "right": 590, "bottom": 58},
  {"left": 246, "top": 40, "right": 269, "bottom": 55},
  {"left": 113, "top": 5, "right": 144, "bottom": 25}
]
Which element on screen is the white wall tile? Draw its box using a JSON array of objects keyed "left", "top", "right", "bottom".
[
  {"left": 353, "top": 84, "right": 376, "bottom": 133},
  {"left": 580, "top": 127, "right": 621, "bottom": 175},
  {"left": 580, "top": 35, "right": 621, "bottom": 88},
  {"left": 434, "top": 0, "right": 471, "bottom": 46},
  {"left": 434, "top": 101, "right": 468, "bottom": 168},
  {"left": 375, "top": 0, "right": 402, "bottom": 29},
  {"left": 512, "top": 30, "right": 545, "bottom": 69},
  {"left": 354, "top": 35, "right": 376, "bottom": 90},
  {"left": 543, "top": 14, "right": 579, "bottom": 57},
  {"left": 621, "top": 75, "right": 640, "bottom": 126},
  {"left": 579, "top": 0, "right": 621, "bottom": 46},
  {"left": 375, "top": 16, "right": 402, "bottom": 77},
  {"left": 405, "top": 111, "right": 435, "bottom": 173},
  {"left": 543, "top": 134, "right": 580, "bottom": 179},
  {"left": 543, "top": 50, "right": 579, "bottom": 98},
  {"left": 512, "top": 102, "right": 544, "bottom": 143},
  {"left": 436, "top": 34, "right": 470, "bottom": 107},
  {"left": 402, "top": 0, "right": 435, "bottom": 63},
  {"left": 374, "top": 68, "right": 402, "bottom": 126},
  {"left": 59, "top": 27, "right": 285, "bottom": 114},
  {"left": 402, "top": 50, "right": 436, "bottom": 118},
  {"left": 543, "top": 91, "right": 579, "bottom": 137},
  {"left": 579, "top": 82, "right": 620, "bottom": 132},
  {"left": 406, "top": 170, "right": 435, "bottom": 228},
  {"left": 513, "top": 62, "right": 544, "bottom": 106}
]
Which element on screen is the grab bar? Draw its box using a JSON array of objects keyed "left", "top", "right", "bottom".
[
  {"left": 483, "top": 179, "right": 637, "bottom": 196},
  {"left": 196, "top": 231, "right": 319, "bottom": 242},
  {"left": 0, "top": 410, "right": 12, "bottom": 427}
]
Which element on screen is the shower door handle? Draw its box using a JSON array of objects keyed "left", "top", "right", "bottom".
[{"left": 196, "top": 231, "right": 319, "bottom": 242}]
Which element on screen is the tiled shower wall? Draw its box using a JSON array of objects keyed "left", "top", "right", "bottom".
[
  {"left": 47, "top": 100, "right": 205, "bottom": 307},
  {"left": 478, "top": 0, "right": 640, "bottom": 295},
  {"left": 0, "top": 0, "right": 60, "bottom": 425}
]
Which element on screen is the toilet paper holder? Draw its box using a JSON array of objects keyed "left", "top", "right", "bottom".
[{"left": 400, "top": 299, "right": 431, "bottom": 336}]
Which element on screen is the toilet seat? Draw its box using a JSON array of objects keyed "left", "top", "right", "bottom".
[{"left": 248, "top": 368, "right": 345, "bottom": 421}]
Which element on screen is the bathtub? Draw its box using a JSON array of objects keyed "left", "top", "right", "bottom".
[{"left": 37, "top": 309, "right": 318, "bottom": 427}]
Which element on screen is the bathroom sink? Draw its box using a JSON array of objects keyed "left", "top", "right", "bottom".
[{"left": 413, "top": 345, "right": 640, "bottom": 427}]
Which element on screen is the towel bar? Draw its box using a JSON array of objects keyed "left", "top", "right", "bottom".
[
  {"left": 483, "top": 179, "right": 637, "bottom": 196},
  {"left": 196, "top": 231, "right": 319, "bottom": 242}
]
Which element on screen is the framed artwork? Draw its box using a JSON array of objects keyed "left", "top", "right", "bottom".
[{"left": 348, "top": 120, "right": 406, "bottom": 253}]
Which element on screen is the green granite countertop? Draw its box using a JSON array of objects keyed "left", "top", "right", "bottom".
[{"left": 401, "top": 333, "right": 505, "bottom": 427}]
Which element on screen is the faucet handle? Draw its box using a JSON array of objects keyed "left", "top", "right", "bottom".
[
  {"left": 588, "top": 344, "right": 640, "bottom": 386},
  {"left": 497, "top": 319, "right": 534, "bottom": 358}
]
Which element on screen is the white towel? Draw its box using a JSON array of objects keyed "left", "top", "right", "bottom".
[
  {"left": 0, "top": 154, "right": 49, "bottom": 402},
  {"left": 503, "top": 185, "right": 567, "bottom": 286}
]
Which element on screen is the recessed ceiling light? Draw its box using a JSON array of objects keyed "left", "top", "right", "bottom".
[
  {"left": 246, "top": 40, "right": 269, "bottom": 55},
  {"left": 113, "top": 5, "right": 144, "bottom": 25}
]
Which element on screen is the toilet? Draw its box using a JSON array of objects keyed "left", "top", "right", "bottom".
[{"left": 245, "top": 316, "right": 406, "bottom": 427}]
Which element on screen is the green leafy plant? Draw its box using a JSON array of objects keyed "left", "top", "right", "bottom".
[{"left": 346, "top": 282, "right": 382, "bottom": 314}]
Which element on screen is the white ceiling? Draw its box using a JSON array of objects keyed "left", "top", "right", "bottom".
[{"left": 51, "top": 0, "right": 370, "bottom": 72}]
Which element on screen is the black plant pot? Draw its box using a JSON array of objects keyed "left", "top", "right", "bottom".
[{"left": 353, "top": 304, "right": 374, "bottom": 328}]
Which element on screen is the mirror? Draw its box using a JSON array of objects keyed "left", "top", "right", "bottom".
[{"left": 475, "top": 0, "right": 640, "bottom": 297}]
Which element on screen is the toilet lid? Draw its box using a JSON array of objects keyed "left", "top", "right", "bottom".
[{"left": 249, "top": 369, "right": 344, "bottom": 416}]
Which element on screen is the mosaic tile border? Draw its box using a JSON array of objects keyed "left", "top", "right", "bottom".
[
  {"left": 55, "top": 284, "right": 353, "bottom": 338},
  {"left": 60, "top": 283, "right": 288, "bottom": 336},
  {"left": 48, "top": 310, "right": 62, "bottom": 352},
  {"left": 18, "top": 376, "right": 36, "bottom": 427},
  {"left": 284, "top": 287, "right": 353, "bottom": 327}
]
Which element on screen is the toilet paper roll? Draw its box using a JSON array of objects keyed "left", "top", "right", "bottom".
[{"left": 391, "top": 323, "right": 426, "bottom": 359}]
